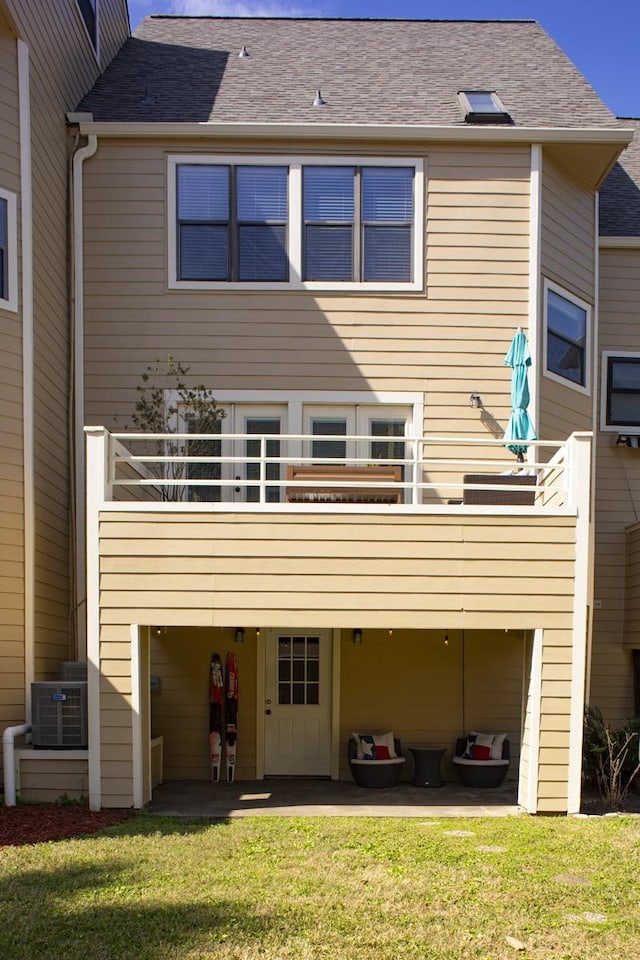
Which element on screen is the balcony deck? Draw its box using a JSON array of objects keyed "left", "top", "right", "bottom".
[{"left": 96, "top": 429, "right": 577, "bottom": 513}]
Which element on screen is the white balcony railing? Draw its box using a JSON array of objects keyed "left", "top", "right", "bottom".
[{"left": 91, "top": 430, "right": 583, "bottom": 511}]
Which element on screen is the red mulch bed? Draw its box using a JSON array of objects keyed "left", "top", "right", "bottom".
[{"left": 0, "top": 803, "right": 134, "bottom": 848}]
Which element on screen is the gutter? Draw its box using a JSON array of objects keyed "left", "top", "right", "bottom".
[
  {"left": 71, "top": 132, "right": 98, "bottom": 659},
  {"left": 599, "top": 236, "right": 640, "bottom": 249},
  {"left": 75, "top": 120, "right": 635, "bottom": 147}
]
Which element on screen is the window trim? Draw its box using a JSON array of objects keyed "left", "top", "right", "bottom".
[
  {"left": 542, "top": 278, "right": 591, "bottom": 396},
  {"left": 0, "top": 186, "right": 18, "bottom": 313},
  {"left": 600, "top": 351, "right": 640, "bottom": 432},
  {"left": 167, "top": 154, "right": 424, "bottom": 292},
  {"left": 76, "top": 0, "right": 100, "bottom": 61}
]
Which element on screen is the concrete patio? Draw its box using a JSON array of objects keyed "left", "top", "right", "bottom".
[{"left": 149, "top": 778, "right": 521, "bottom": 819}]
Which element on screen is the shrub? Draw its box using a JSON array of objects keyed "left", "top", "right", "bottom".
[{"left": 583, "top": 705, "right": 640, "bottom": 809}]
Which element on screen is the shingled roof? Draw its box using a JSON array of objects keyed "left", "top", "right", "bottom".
[
  {"left": 600, "top": 118, "right": 640, "bottom": 237},
  {"left": 78, "top": 16, "right": 622, "bottom": 129}
]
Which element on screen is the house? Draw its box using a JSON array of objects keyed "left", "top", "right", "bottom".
[
  {"left": 2, "top": 13, "right": 639, "bottom": 814},
  {"left": 0, "top": 0, "right": 130, "bottom": 798}
]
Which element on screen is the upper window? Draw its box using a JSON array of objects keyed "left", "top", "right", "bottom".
[
  {"left": 77, "top": 0, "right": 97, "bottom": 50},
  {"left": 168, "top": 155, "right": 423, "bottom": 291},
  {"left": 177, "top": 164, "right": 288, "bottom": 282},
  {"left": 544, "top": 281, "right": 591, "bottom": 393},
  {"left": 457, "top": 90, "right": 512, "bottom": 125},
  {"left": 0, "top": 187, "right": 17, "bottom": 312},
  {"left": 303, "top": 165, "right": 414, "bottom": 282},
  {"left": 603, "top": 354, "right": 640, "bottom": 428}
]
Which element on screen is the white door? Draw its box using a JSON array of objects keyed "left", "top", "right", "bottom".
[{"left": 264, "top": 630, "right": 332, "bottom": 776}]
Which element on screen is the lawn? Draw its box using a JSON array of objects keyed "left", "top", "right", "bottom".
[{"left": 0, "top": 812, "right": 638, "bottom": 959}]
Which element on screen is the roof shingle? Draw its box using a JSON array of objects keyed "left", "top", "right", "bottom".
[
  {"left": 600, "top": 118, "right": 640, "bottom": 237},
  {"left": 78, "top": 16, "right": 622, "bottom": 129}
]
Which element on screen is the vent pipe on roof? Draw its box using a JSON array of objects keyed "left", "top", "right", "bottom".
[
  {"left": 141, "top": 86, "right": 156, "bottom": 106},
  {"left": 313, "top": 89, "right": 327, "bottom": 107},
  {"left": 238, "top": 45, "right": 250, "bottom": 58}
]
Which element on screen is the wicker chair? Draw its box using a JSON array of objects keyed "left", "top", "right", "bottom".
[
  {"left": 348, "top": 737, "right": 406, "bottom": 788},
  {"left": 452, "top": 736, "right": 510, "bottom": 788}
]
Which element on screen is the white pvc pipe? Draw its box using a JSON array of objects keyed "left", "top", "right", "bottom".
[{"left": 2, "top": 724, "right": 31, "bottom": 806}]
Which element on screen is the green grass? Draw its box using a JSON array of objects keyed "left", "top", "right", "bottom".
[{"left": 1, "top": 813, "right": 639, "bottom": 959}]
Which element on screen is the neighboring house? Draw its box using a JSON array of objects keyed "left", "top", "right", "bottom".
[
  {"left": 2, "top": 14, "right": 639, "bottom": 814},
  {"left": 0, "top": 0, "right": 129, "bottom": 789}
]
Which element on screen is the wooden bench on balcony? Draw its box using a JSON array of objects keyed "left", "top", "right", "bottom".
[{"left": 285, "top": 464, "right": 403, "bottom": 503}]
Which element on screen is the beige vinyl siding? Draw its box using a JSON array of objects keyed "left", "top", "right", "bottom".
[
  {"left": 0, "top": 31, "right": 24, "bottom": 754},
  {"left": 591, "top": 248, "right": 640, "bottom": 720},
  {"left": 538, "top": 153, "right": 595, "bottom": 441},
  {"left": 625, "top": 522, "right": 640, "bottom": 644},
  {"left": 97, "top": 0, "right": 129, "bottom": 69},
  {"left": 17, "top": 756, "right": 88, "bottom": 801},
  {"left": 4, "top": 0, "right": 126, "bottom": 680},
  {"left": 96, "top": 510, "right": 578, "bottom": 808},
  {"left": 83, "top": 142, "right": 531, "bottom": 442}
]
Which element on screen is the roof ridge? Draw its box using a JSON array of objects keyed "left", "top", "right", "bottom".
[{"left": 145, "top": 15, "right": 539, "bottom": 25}]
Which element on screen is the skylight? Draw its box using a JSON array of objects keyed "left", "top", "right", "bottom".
[{"left": 458, "top": 90, "right": 513, "bottom": 125}]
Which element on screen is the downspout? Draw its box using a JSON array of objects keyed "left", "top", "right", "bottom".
[
  {"left": 17, "top": 40, "right": 34, "bottom": 719},
  {"left": 71, "top": 132, "right": 98, "bottom": 661},
  {"left": 2, "top": 724, "right": 31, "bottom": 807}
]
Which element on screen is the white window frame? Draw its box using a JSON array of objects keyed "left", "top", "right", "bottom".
[
  {"left": 600, "top": 351, "right": 640, "bottom": 432},
  {"left": 76, "top": 0, "right": 100, "bottom": 62},
  {"left": 167, "top": 155, "right": 424, "bottom": 293},
  {"left": 0, "top": 187, "right": 18, "bottom": 313},
  {"left": 542, "top": 278, "right": 591, "bottom": 396}
]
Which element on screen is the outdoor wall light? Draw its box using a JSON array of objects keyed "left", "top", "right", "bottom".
[
  {"left": 469, "top": 392, "right": 482, "bottom": 409},
  {"left": 352, "top": 628, "right": 363, "bottom": 645},
  {"left": 234, "top": 627, "right": 245, "bottom": 644}
]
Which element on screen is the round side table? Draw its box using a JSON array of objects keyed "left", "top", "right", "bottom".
[{"left": 409, "top": 746, "right": 447, "bottom": 788}]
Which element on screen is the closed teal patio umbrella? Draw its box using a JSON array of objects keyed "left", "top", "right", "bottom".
[{"left": 503, "top": 327, "right": 537, "bottom": 462}]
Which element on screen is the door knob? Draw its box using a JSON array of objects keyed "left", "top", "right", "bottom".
[{"left": 265, "top": 708, "right": 272, "bottom": 715}]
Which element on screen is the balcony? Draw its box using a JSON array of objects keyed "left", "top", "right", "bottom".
[{"left": 92, "top": 429, "right": 581, "bottom": 513}]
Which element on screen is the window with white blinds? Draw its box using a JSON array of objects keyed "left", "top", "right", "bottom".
[
  {"left": 170, "top": 155, "right": 423, "bottom": 290},
  {"left": 177, "top": 164, "right": 288, "bottom": 282}
]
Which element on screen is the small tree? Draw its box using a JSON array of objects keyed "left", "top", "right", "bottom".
[
  {"left": 123, "top": 356, "right": 225, "bottom": 501},
  {"left": 583, "top": 705, "right": 640, "bottom": 809}
]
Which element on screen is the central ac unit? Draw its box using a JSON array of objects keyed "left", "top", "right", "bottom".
[{"left": 31, "top": 682, "right": 88, "bottom": 749}]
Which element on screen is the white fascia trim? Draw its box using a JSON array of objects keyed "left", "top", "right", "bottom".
[
  {"left": 542, "top": 278, "right": 593, "bottom": 397},
  {"left": 168, "top": 154, "right": 424, "bottom": 293},
  {"left": 17, "top": 40, "right": 34, "bottom": 720},
  {"left": 599, "top": 236, "right": 640, "bottom": 248},
  {"left": 528, "top": 145, "right": 542, "bottom": 432},
  {"left": 78, "top": 121, "right": 635, "bottom": 146},
  {"left": 72, "top": 135, "right": 98, "bottom": 660},
  {"left": 520, "top": 627, "right": 542, "bottom": 814},
  {"left": 131, "top": 623, "right": 144, "bottom": 809}
]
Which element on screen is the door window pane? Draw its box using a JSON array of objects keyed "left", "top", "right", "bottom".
[
  {"left": 312, "top": 419, "right": 347, "bottom": 460},
  {"left": 185, "top": 416, "right": 222, "bottom": 502},
  {"left": 244, "top": 417, "right": 282, "bottom": 502},
  {"left": 276, "top": 635, "right": 321, "bottom": 706}
]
